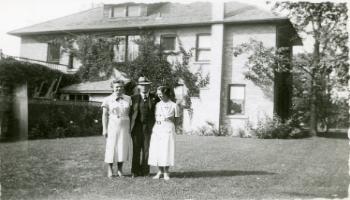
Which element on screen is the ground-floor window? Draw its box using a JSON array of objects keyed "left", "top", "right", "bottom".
[
  {"left": 227, "top": 84, "right": 245, "bottom": 115},
  {"left": 68, "top": 94, "right": 89, "bottom": 102}
]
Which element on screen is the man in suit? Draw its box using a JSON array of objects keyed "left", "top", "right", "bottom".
[{"left": 130, "top": 76, "right": 158, "bottom": 177}]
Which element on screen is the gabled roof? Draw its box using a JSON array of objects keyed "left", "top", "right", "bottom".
[{"left": 9, "top": 1, "right": 289, "bottom": 36}]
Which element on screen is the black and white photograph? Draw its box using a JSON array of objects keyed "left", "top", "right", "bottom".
[{"left": 0, "top": 0, "right": 348, "bottom": 199}]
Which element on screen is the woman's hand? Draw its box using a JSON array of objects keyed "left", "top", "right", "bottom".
[
  {"left": 165, "top": 116, "right": 175, "bottom": 122},
  {"left": 102, "top": 131, "right": 108, "bottom": 138}
]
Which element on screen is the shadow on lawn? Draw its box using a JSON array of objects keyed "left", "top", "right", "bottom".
[
  {"left": 283, "top": 191, "right": 348, "bottom": 199},
  {"left": 171, "top": 170, "right": 275, "bottom": 178},
  {"left": 317, "top": 131, "right": 348, "bottom": 139}
]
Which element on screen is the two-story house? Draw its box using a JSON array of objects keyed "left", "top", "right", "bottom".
[{"left": 8, "top": 1, "right": 301, "bottom": 135}]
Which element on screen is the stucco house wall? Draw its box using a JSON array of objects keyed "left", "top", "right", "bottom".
[
  {"left": 20, "top": 36, "right": 81, "bottom": 69},
  {"left": 20, "top": 36, "right": 48, "bottom": 61},
  {"left": 221, "top": 24, "right": 276, "bottom": 135}
]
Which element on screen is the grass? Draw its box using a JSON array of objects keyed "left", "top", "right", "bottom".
[{"left": 0, "top": 135, "right": 348, "bottom": 200}]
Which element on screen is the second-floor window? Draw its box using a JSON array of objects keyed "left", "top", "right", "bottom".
[
  {"left": 114, "top": 36, "right": 126, "bottom": 62},
  {"left": 110, "top": 5, "right": 141, "bottom": 18},
  {"left": 127, "top": 5, "right": 141, "bottom": 17},
  {"left": 196, "top": 34, "right": 211, "bottom": 62},
  {"left": 160, "top": 35, "right": 176, "bottom": 51},
  {"left": 113, "top": 35, "right": 140, "bottom": 62},
  {"left": 47, "top": 43, "right": 60, "bottom": 64},
  {"left": 111, "top": 6, "right": 127, "bottom": 17}
]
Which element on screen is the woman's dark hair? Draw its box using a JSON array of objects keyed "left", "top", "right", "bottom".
[{"left": 157, "top": 86, "right": 172, "bottom": 98}]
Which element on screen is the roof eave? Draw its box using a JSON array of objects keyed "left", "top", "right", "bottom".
[
  {"left": 60, "top": 90, "right": 112, "bottom": 94},
  {"left": 8, "top": 18, "right": 291, "bottom": 37}
]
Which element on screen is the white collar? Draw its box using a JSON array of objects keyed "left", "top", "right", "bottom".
[
  {"left": 112, "top": 93, "right": 124, "bottom": 99},
  {"left": 140, "top": 92, "right": 149, "bottom": 99}
]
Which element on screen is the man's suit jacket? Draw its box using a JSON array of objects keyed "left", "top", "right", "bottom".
[{"left": 130, "top": 93, "right": 158, "bottom": 133}]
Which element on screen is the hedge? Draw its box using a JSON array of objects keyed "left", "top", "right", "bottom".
[{"left": 28, "top": 100, "right": 102, "bottom": 139}]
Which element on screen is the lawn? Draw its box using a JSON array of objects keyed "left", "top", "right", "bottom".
[{"left": 0, "top": 135, "right": 348, "bottom": 200}]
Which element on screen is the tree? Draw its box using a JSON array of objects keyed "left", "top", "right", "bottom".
[
  {"left": 273, "top": 2, "right": 348, "bottom": 135},
  {"left": 113, "top": 33, "right": 179, "bottom": 92},
  {"left": 113, "top": 33, "right": 209, "bottom": 100},
  {"left": 57, "top": 35, "right": 119, "bottom": 82},
  {"left": 60, "top": 32, "right": 208, "bottom": 101}
]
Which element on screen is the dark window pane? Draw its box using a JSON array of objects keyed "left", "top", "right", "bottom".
[
  {"left": 68, "top": 54, "right": 74, "bottom": 68},
  {"left": 69, "top": 94, "right": 75, "bottom": 101},
  {"left": 83, "top": 95, "right": 89, "bottom": 101},
  {"left": 47, "top": 43, "right": 60, "bottom": 63},
  {"left": 161, "top": 36, "right": 176, "bottom": 51}
]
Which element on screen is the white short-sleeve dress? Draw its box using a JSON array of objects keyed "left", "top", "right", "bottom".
[
  {"left": 101, "top": 94, "right": 132, "bottom": 163},
  {"left": 148, "top": 100, "right": 179, "bottom": 167}
]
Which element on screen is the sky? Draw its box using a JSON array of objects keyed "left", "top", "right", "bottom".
[{"left": 0, "top": 0, "right": 344, "bottom": 56}]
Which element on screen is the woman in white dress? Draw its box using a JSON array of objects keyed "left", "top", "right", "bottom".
[
  {"left": 101, "top": 79, "right": 132, "bottom": 178},
  {"left": 148, "top": 86, "right": 179, "bottom": 180}
]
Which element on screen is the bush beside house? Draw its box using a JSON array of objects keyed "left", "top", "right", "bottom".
[{"left": 28, "top": 100, "right": 102, "bottom": 139}]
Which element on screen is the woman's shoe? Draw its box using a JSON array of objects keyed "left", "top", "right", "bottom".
[
  {"left": 117, "top": 170, "right": 124, "bottom": 177},
  {"left": 163, "top": 173, "right": 170, "bottom": 181},
  {"left": 152, "top": 171, "right": 162, "bottom": 179},
  {"left": 107, "top": 171, "right": 113, "bottom": 178}
]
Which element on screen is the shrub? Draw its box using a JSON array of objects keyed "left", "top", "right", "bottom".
[
  {"left": 238, "top": 127, "right": 252, "bottom": 138},
  {"left": 192, "top": 121, "right": 230, "bottom": 136},
  {"left": 249, "top": 115, "right": 309, "bottom": 139},
  {"left": 28, "top": 100, "right": 102, "bottom": 139}
]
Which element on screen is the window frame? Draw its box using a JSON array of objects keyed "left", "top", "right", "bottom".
[
  {"left": 160, "top": 34, "right": 177, "bottom": 51},
  {"left": 113, "top": 35, "right": 140, "bottom": 63},
  {"left": 227, "top": 84, "right": 246, "bottom": 115},
  {"left": 110, "top": 5, "right": 141, "bottom": 18},
  {"left": 110, "top": 6, "right": 127, "bottom": 18},
  {"left": 47, "top": 43, "right": 61, "bottom": 64},
  {"left": 195, "top": 33, "right": 211, "bottom": 62},
  {"left": 127, "top": 35, "right": 140, "bottom": 61},
  {"left": 68, "top": 53, "right": 74, "bottom": 69},
  {"left": 126, "top": 5, "right": 141, "bottom": 17}
]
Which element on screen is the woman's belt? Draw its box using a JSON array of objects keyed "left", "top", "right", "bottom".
[
  {"left": 155, "top": 119, "right": 172, "bottom": 124},
  {"left": 110, "top": 115, "right": 129, "bottom": 120}
]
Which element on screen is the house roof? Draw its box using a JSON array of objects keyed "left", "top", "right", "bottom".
[
  {"left": 60, "top": 69, "right": 130, "bottom": 94},
  {"left": 9, "top": 1, "right": 289, "bottom": 36},
  {"left": 60, "top": 79, "right": 113, "bottom": 94}
]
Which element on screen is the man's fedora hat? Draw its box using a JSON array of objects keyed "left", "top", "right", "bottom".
[{"left": 137, "top": 76, "right": 152, "bottom": 85}]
